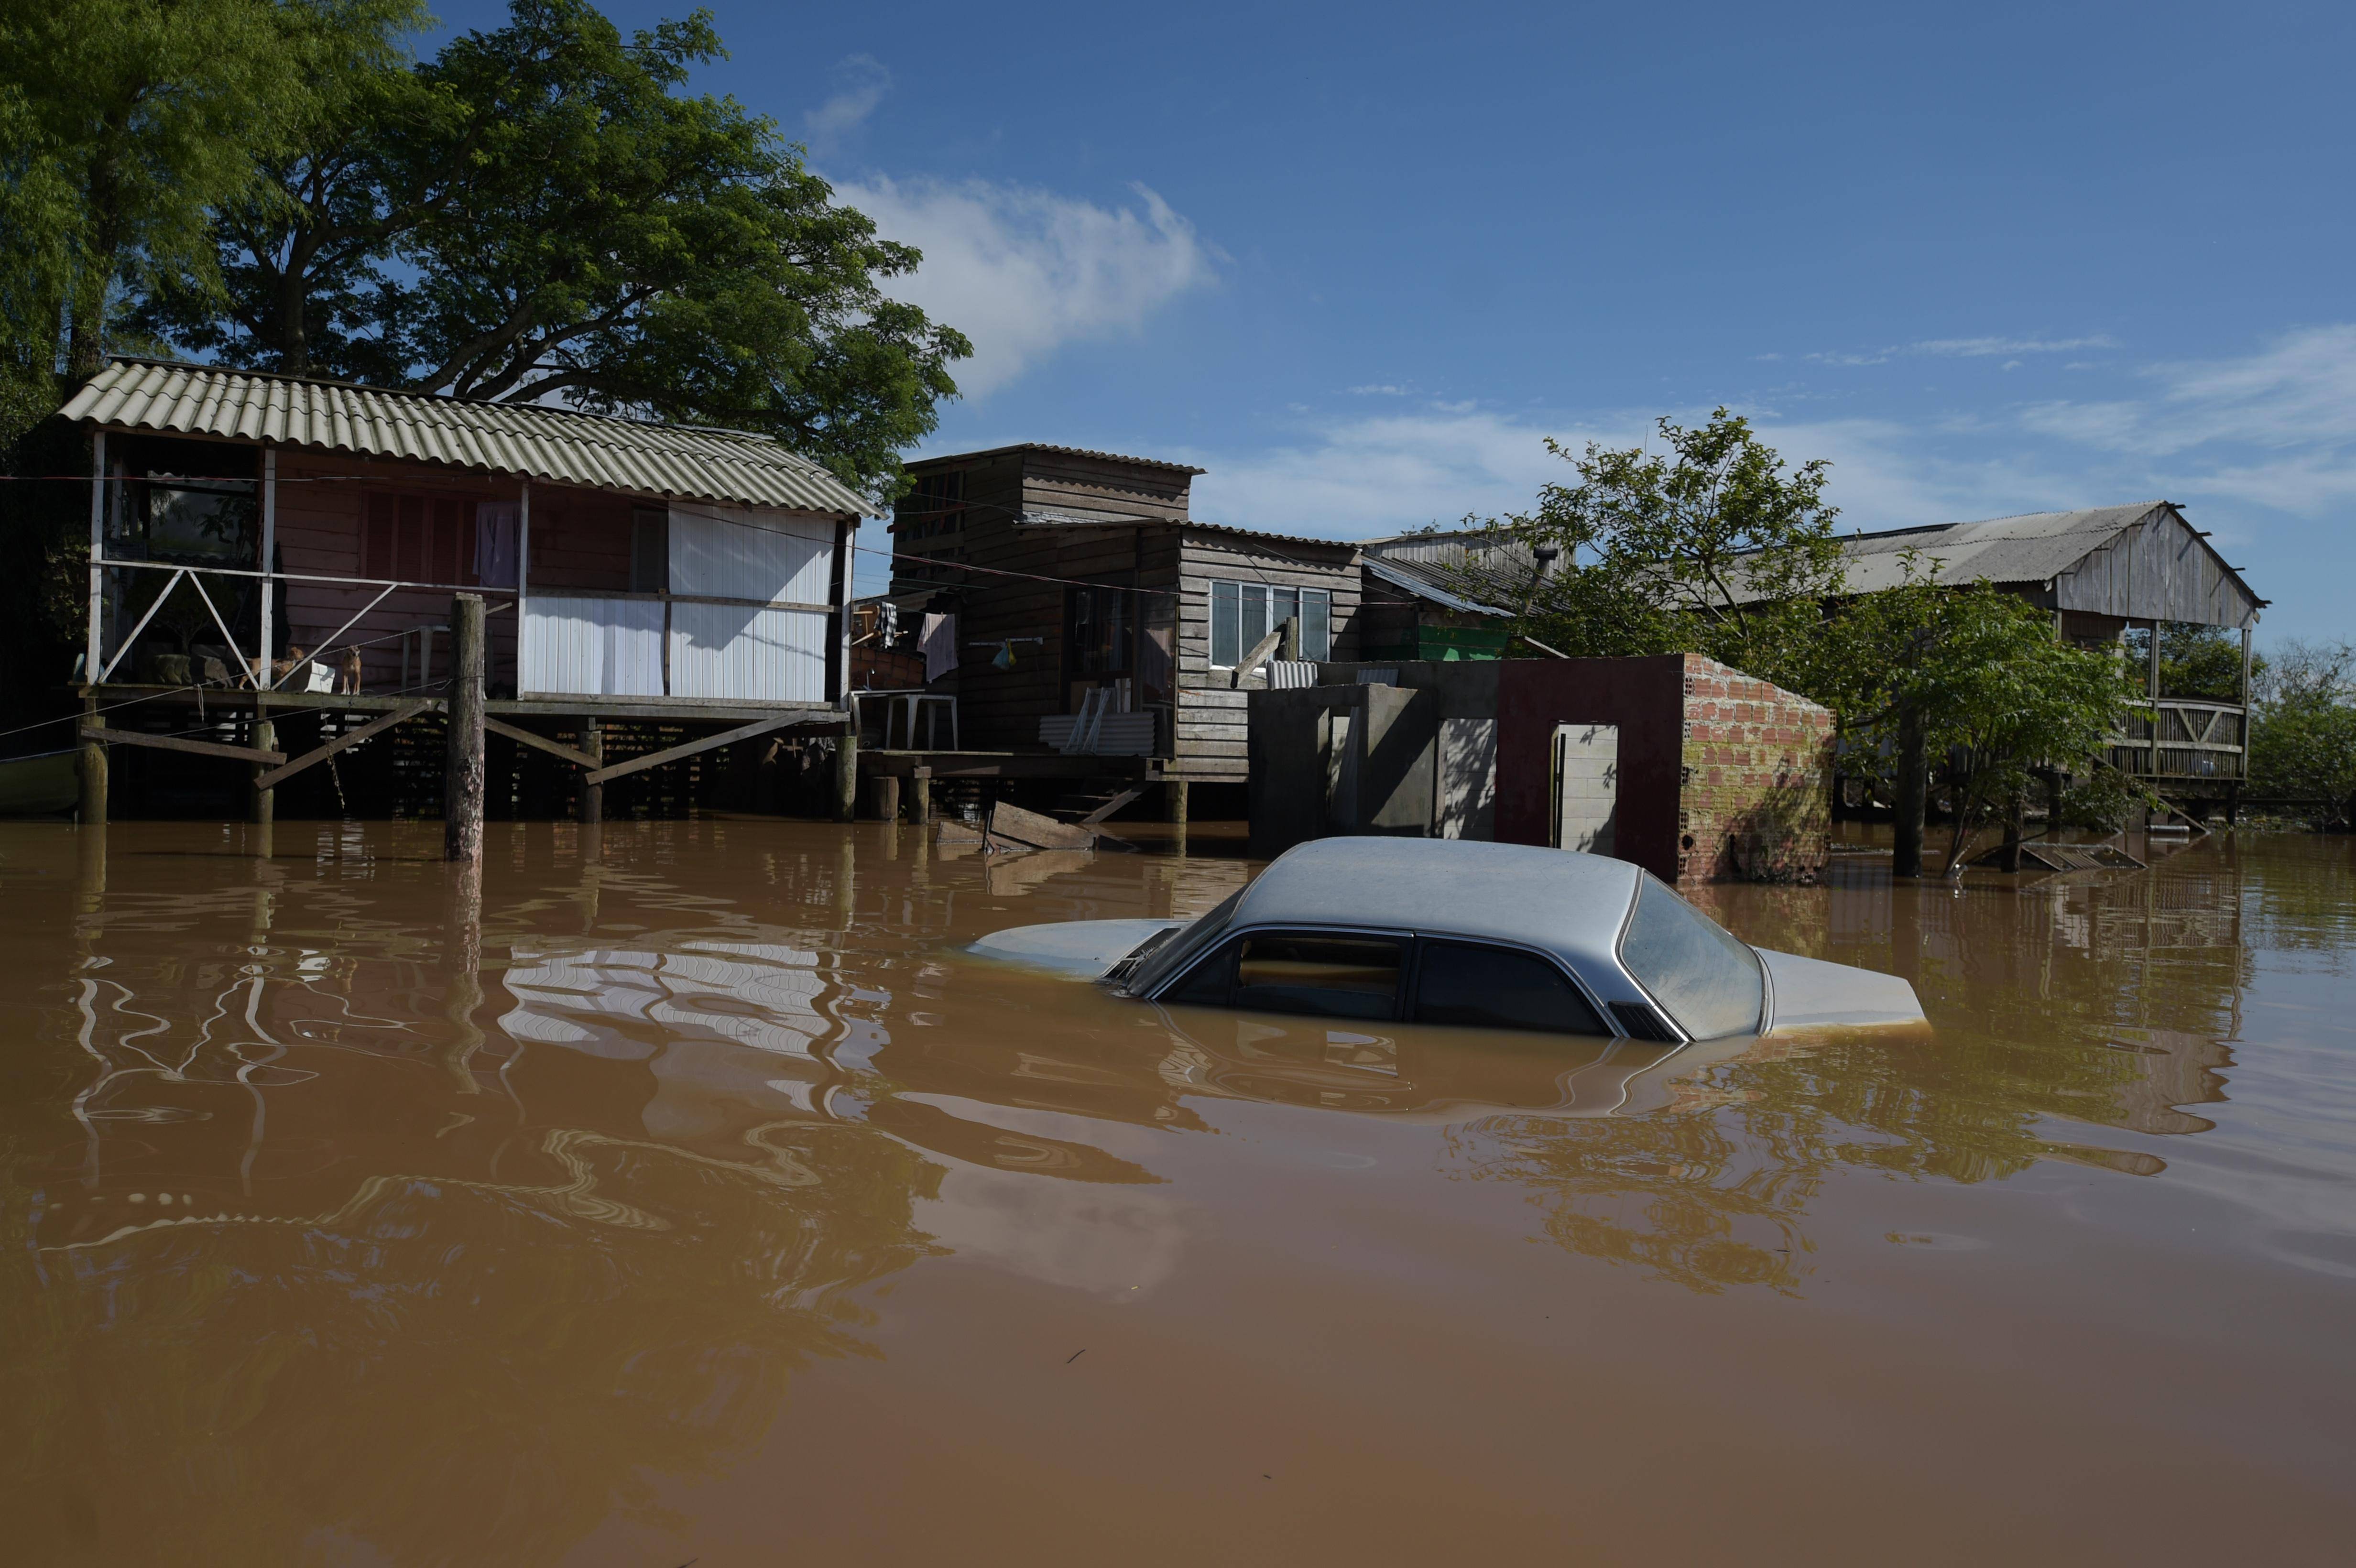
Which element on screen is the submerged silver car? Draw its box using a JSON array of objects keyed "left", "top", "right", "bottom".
[{"left": 972, "top": 837, "right": 1922, "bottom": 1042}]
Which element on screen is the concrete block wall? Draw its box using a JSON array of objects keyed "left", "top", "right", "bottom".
[{"left": 1672, "top": 658, "right": 1834, "bottom": 883}]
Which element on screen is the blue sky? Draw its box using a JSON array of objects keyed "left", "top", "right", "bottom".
[{"left": 433, "top": 1, "right": 2356, "bottom": 641}]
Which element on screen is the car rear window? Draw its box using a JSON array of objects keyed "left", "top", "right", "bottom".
[
  {"left": 1616, "top": 876, "right": 1763, "bottom": 1040},
  {"left": 1413, "top": 941, "right": 1607, "bottom": 1037}
]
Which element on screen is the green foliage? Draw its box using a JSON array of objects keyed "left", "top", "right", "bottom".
[
  {"left": 1809, "top": 558, "right": 2145, "bottom": 868},
  {"left": 133, "top": 0, "right": 969, "bottom": 491},
  {"left": 2121, "top": 621, "right": 2258, "bottom": 702},
  {"left": 0, "top": 0, "right": 418, "bottom": 383},
  {"left": 1500, "top": 408, "right": 1846, "bottom": 689},
  {"left": 2248, "top": 639, "right": 2356, "bottom": 811}
]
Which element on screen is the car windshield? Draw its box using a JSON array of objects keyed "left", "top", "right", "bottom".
[
  {"left": 1120, "top": 887, "right": 1246, "bottom": 996},
  {"left": 1615, "top": 875, "right": 1764, "bottom": 1040}
]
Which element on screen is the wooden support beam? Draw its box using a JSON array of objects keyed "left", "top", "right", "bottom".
[
  {"left": 1077, "top": 786, "right": 1145, "bottom": 827},
  {"left": 251, "top": 699, "right": 432, "bottom": 789},
  {"left": 445, "top": 594, "right": 486, "bottom": 863},
  {"left": 482, "top": 715, "right": 599, "bottom": 770},
  {"left": 83, "top": 726, "right": 286, "bottom": 766},
  {"left": 586, "top": 712, "right": 814, "bottom": 787}
]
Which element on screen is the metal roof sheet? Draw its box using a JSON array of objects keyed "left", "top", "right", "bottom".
[
  {"left": 1823, "top": 504, "right": 2170, "bottom": 591},
  {"left": 908, "top": 442, "right": 1206, "bottom": 476},
  {"left": 1008, "top": 509, "right": 1360, "bottom": 554},
  {"left": 61, "top": 359, "right": 874, "bottom": 517},
  {"left": 1360, "top": 528, "right": 1551, "bottom": 616}
]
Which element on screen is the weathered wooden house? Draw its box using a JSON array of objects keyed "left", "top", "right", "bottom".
[
  {"left": 880, "top": 444, "right": 1363, "bottom": 807},
  {"left": 1808, "top": 503, "right": 2267, "bottom": 792},
  {"left": 60, "top": 358, "right": 867, "bottom": 818}
]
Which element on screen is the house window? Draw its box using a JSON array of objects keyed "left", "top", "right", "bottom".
[
  {"left": 1069, "top": 582, "right": 1133, "bottom": 679},
  {"left": 894, "top": 470, "right": 965, "bottom": 542},
  {"left": 631, "top": 507, "right": 668, "bottom": 593},
  {"left": 1210, "top": 581, "right": 1331, "bottom": 667},
  {"left": 363, "top": 493, "right": 471, "bottom": 585}
]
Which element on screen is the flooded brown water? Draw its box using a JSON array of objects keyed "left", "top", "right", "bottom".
[{"left": 3, "top": 818, "right": 2354, "bottom": 1566}]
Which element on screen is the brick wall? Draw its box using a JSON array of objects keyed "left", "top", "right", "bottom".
[{"left": 1673, "top": 654, "right": 1833, "bottom": 883}]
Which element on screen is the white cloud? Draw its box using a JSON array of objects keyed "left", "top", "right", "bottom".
[
  {"left": 834, "top": 175, "right": 1216, "bottom": 396},
  {"left": 1911, "top": 334, "right": 2118, "bottom": 358},
  {"left": 2014, "top": 324, "right": 2356, "bottom": 510},
  {"left": 1345, "top": 383, "right": 1409, "bottom": 396},
  {"left": 1186, "top": 404, "right": 2090, "bottom": 543},
  {"left": 803, "top": 55, "right": 891, "bottom": 151}
]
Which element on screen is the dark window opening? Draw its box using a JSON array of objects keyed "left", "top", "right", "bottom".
[
  {"left": 1233, "top": 933, "right": 1404, "bottom": 1021},
  {"left": 631, "top": 508, "right": 668, "bottom": 593},
  {"left": 894, "top": 470, "right": 966, "bottom": 541},
  {"left": 1412, "top": 941, "right": 1607, "bottom": 1037},
  {"left": 362, "top": 493, "right": 474, "bottom": 587},
  {"left": 1068, "top": 581, "right": 1134, "bottom": 681}
]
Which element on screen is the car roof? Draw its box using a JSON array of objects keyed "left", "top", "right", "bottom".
[{"left": 1231, "top": 838, "right": 1644, "bottom": 967}]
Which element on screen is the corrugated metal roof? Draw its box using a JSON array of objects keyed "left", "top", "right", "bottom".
[
  {"left": 1009, "top": 508, "right": 1359, "bottom": 554},
  {"left": 908, "top": 442, "right": 1206, "bottom": 476},
  {"left": 1822, "top": 504, "right": 2171, "bottom": 591},
  {"left": 1360, "top": 527, "right": 1551, "bottom": 616},
  {"left": 61, "top": 358, "right": 874, "bottom": 517}
]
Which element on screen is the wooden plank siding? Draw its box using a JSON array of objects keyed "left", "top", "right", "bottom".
[
  {"left": 272, "top": 452, "right": 523, "bottom": 694},
  {"left": 2053, "top": 504, "right": 2262, "bottom": 630},
  {"left": 1171, "top": 528, "right": 1360, "bottom": 781},
  {"left": 886, "top": 446, "right": 1363, "bottom": 781}
]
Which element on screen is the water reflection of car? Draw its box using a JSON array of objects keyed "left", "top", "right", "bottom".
[{"left": 972, "top": 837, "right": 1922, "bottom": 1043}]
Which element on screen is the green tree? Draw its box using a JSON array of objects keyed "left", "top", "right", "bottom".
[
  {"left": 1497, "top": 408, "right": 1847, "bottom": 690},
  {"left": 1810, "top": 559, "right": 2146, "bottom": 872},
  {"left": 139, "top": 0, "right": 970, "bottom": 491},
  {"left": 2248, "top": 639, "right": 2356, "bottom": 816},
  {"left": 0, "top": 0, "right": 416, "bottom": 392}
]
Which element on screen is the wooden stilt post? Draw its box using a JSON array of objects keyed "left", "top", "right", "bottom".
[
  {"left": 1166, "top": 778, "right": 1189, "bottom": 828},
  {"left": 578, "top": 717, "right": 602, "bottom": 826},
  {"left": 907, "top": 766, "right": 931, "bottom": 825},
  {"left": 252, "top": 712, "right": 276, "bottom": 832},
  {"left": 444, "top": 594, "right": 485, "bottom": 862},
  {"left": 833, "top": 725, "right": 858, "bottom": 823},
  {"left": 78, "top": 696, "right": 107, "bottom": 827},
  {"left": 873, "top": 774, "right": 900, "bottom": 824},
  {"left": 1893, "top": 709, "right": 1926, "bottom": 878}
]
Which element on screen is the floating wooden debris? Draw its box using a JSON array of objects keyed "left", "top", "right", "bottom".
[{"left": 1976, "top": 841, "right": 2146, "bottom": 873}]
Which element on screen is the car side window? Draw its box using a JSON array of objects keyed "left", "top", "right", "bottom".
[
  {"left": 1226, "top": 933, "right": 1406, "bottom": 1021},
  {"left": 1412, "top": 941, "right": 1609, "bottom": 1037}
]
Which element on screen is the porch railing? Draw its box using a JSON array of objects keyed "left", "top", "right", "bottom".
[{"left": 2107, "top": 698, "right": 2247, "bottom": 782}]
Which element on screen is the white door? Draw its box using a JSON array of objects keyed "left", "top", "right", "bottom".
[{"left": 1551, "top": 723, "right": 1618, "bottom": 855}]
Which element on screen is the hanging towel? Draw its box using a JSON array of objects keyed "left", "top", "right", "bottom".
[
  {"left": 921, "top": 612, "right": 958, "bottom": 684},
  {"left": 474, "top": 502, "right": 520, "bottom": 588}
]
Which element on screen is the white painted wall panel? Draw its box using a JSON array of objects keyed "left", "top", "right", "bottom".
[
  {"left": 1552, "top": 722, "right": 1618, "bottom": 855},
  {"left": 669, "top": 505, "right": 833, "bottom": 604},
  {"left": 668, "top": 602, "right": 829, "bottom": 702},
  {"left": 521, "top": 596, "right": 665, "bottom": 696}
]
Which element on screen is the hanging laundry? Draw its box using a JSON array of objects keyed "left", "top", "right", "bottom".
[
  {"left": 474, "top": 502, "right": 520, "bottom": 588},
  {"left": 920, "top": 612, "right": 958, "bottom": 684},
  {"left": 992, "top": 640, "right": 1015, "bottom": 672}
]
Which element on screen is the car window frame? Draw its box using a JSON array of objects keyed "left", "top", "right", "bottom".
[
  {"left": 1155, "top": 926, "right": 1621, "bottom": 1037},
  {"left": 1157, "top": 925, "right": 1417, "bottom": 1020},
  {"left": 1404, "top": 935, "right": 1616, "bottom": 1041}
]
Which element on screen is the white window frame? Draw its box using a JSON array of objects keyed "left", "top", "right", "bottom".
[{"left": 1210, "top": 580, "right": 1332, "bottom": 668}]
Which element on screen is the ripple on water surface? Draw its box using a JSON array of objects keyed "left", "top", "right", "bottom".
[{"left": 2, "top": 818, "right": 2354, "bottom": 1565}]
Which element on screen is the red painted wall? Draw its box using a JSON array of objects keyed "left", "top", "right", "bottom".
[{"left": 1494, "top": 655, "right": 1688, "bottom": 881}]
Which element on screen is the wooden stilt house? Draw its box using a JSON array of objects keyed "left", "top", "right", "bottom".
[
  {"left": 59, "top": 358, "right": 869, "bottom": 815},
  {"left": 880, "top": 444, "right": 1363, "bottom": 796}
]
